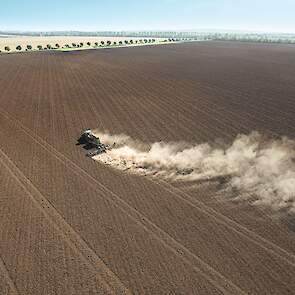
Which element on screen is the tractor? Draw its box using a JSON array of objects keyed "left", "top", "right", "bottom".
[{"left": 77, "top": 129, "right": 110, "bottom": 157}]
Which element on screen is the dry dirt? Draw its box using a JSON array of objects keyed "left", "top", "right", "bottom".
[{"left": 0, "top": 41, "right": 295, "bottom": 294}]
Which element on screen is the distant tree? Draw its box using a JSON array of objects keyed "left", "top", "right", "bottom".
[
  {"left": 46, "top": 44, "right": 52, "bottom": 49},
  {"left": 87, "top": 42, "right": 91, "bottom": 46},
  {"left": 16, "top": 45, "right": 22, "bottom": 51},
  {"left": 107, "top": 40, "right": 111, "bottom": 46},
  {"left": 37, "top": 45, "right": 43, "bottom": 50},
  {"left": 119, "top": 41, "right": 123, "bottom": 45},
  {"left": 101, "top": 41, "right": 105, "bottom": 46},
  {"left": 55, "top": 43, "right": 60, "bottom": 48},
  {"left": 144, "top": 39, "right": 148, "bottom": 43},
  {"left": 124, "top": 40, "right": 129, "bottom": 44},
  {"left": 72, "top": 43, "right": 77, "bottom": 47},
  {"left": 129, "top": 40, "right": 133, "bottom": 44},
  {"left": 94, "top": 42, "right": 98, "bottom": 47},
  {"left": 65, "top": 44, "right": 70, "bottom": 48},
  {"left": 80, "top": 42, "right": 84, "bottom": 47},
  {"left": 4, "top": 46, "right": 10, "bottom": 52},
  {"left": 26, "top": 45, "right": 32, "bottom": 50},
  {"left": 113, "top": 42, "right": 117, "bottom": 45}
]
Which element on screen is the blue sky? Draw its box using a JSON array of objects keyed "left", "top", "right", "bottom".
[{"left": 0, "top": 0, "right": 295, "bottom": 33}]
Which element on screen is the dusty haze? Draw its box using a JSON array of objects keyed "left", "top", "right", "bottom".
[{"left": 93, "top": 131, "right": 295, "bottom": 213}]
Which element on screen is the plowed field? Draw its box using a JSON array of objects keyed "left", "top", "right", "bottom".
[{"left": 0, "top": 42, "right": 295, "bottom": 294}]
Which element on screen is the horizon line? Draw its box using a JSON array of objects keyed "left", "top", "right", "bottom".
[{"left": 1, "top": 29, "right": 295, "bottom": 35}]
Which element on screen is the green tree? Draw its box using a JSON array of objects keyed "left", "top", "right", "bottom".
[
  {"left": 55, "top": 44, "right": 60, "bottom": 48},
  {"left": 4, "top": 46, "right": 10, "bottom": 52},
  {"left": 87, "top": 42, "right": 91, "bottom": 46},
  {"left": 16, "top": 45, "right": 22, "bottom": 51},
  {"left": 26, "top": 45, "right": 32, "bottom": 50}
]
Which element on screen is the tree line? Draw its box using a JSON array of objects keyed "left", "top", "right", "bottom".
[{"left": 1, "top": 38, "right": 164, "bottom": 52}]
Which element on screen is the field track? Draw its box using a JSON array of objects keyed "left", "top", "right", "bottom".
[{"left": 0, "top": 42, "right": 295, "bottom": 294}]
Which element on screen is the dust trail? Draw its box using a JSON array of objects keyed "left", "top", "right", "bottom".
[{"left": 93, "top": 131, "right": 295, "bottom": 213}]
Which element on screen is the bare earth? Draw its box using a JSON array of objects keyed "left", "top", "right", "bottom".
[{"left": 0, "top": 42, "right": 295, "bottom": 294}]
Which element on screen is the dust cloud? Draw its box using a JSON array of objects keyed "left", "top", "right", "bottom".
[{"left": 93, "top": 131, "right": 295, "bottom": 212}]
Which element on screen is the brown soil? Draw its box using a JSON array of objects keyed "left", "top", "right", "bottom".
[{"left": 0, "top": 41, "right": 295, "bottom": 294}]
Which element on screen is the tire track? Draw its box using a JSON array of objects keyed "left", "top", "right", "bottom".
[
  {"left": 153, "top": 178, "right": 295, "bottom": 266},
  {"left": 0, "top": 256, "right": 19, "bottom": 295},
  {"left": 0, "top": 148, "right": 131, "bottom": 295}
]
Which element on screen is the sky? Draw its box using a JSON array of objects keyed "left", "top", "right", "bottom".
[{"left": 0, "top": 0, "right": 295, "bottom": 33}]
